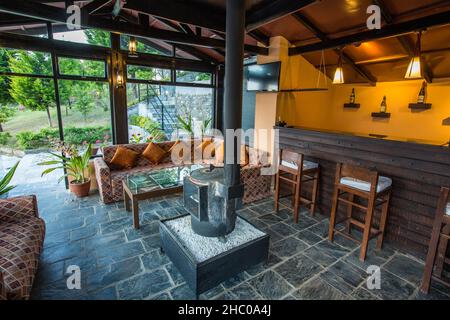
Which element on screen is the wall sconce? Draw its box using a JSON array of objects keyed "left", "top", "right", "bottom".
[
  {"left": 333, "top": 49, "right": 345, "bottom": 84},
  {"left": 405, "top": 31, "right": 422, "bottom": 79},
  {"left": 115, "top": 53, "right": 124, "bottom": 89},
  {"left": 128, "top": 36, "right": 138, "bottom": 58}
]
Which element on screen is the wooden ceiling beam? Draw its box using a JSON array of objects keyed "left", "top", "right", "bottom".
[
  {"left": 123, "top": 0, "right": 225, "bottom": 32},
  {"left": 292, "top": 12, "right": 376, "bottom": 85},
  {"left": 0, "top": 0, "right": 268, "bottom": 55},
  {"left": 151, "top": 16, "right": 221, "bottom": 64},
  {"left": 246, "top": 0, "right": 316, "bottom": 32},
  {"left": 247, "top": 30, "right": 270, "bottom": 47},
  {"left": 81, "top": 0, "right": 111, "bottom": 15},
  {"left": 289, "top": 9, "right": 450, "bottom": 55},
  {"left": 179, "top": 23, "right": 195, "bottom": 36},
  {"left": 374, "top": 0, "right": 433, "bottom": 83}
]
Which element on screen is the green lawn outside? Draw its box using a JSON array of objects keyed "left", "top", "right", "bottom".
[
  {"left": 1, "top": 107, "right": 112, "bottom": 150},
  {"left": 4, "top": 107, "right": 111, "bottom": 134}
]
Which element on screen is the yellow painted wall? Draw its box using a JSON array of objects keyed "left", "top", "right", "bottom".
[{"left": 276, "top": 54, "right": 450, "bottom": 144}]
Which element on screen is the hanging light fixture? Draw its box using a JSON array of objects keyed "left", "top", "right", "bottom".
[
  {"left": 405, "top": 31, "right": 422, "bottom": 79},
  {"left": 333, "top": 48, "right": 345, "bottom": 84},
  {"left": 115, "top": 53, "right": 124, "bottom": 89},
  {"left": 128, "top": 36, "right": 138, "bottom": 58}
]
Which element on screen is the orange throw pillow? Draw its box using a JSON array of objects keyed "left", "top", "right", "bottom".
[
  {"left": 215, "top": 141, "right": 224, "bottom": 164},
  {"left": 169, "top": 140, "right": 183, "bottom": 158},
  {"left": 142, "top": 142, "right": 167, "bottom": 164},
  {"left": 214, "top": 142, "right": 248, "bottom": 166},
  {"left": 196, "top": 139, "right": 215, "bottom": 159},
  {"left": 110, "top": 146, "right": 140, "bottom": 169}
]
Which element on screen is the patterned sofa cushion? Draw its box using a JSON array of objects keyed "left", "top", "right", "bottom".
[
  {"left": 0, "top": 272, "right": 6, "bottom": 300},
  {"left": 96, "top": 141, "right": 273, "bottom": 204},
  {"left": 103, "top": 141, "right": 175, "bottom": 170},
  {"left": 0, "top": 195, "right": 45, "bottom": 300}
]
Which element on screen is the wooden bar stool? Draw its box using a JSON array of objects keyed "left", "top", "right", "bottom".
[
  {"left": 421, "top": 187, "right": 450, "bottom": 294},
  {"left": 274, "top": 149, "right": 320, "bottom": 223},
  {"left": 328, "top": 163, "right": 392, "bottom": 262}
]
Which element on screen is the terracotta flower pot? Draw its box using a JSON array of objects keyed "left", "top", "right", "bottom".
[{"left": 69, "top": 179, "right": 91, "bottom": 198}]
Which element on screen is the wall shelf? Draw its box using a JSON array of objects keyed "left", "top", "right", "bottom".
[
  {"left": 371, "top": 112, "right": 391, "bottom": 119},
  {"left": 279, "top": 88, "right": 328, "bottom": 92},
  {"left": 409, "top": 103, "right": 432, "bottom": 110},
  {"left": 344, "top": 103, "right": 360, "bottom": 109}
]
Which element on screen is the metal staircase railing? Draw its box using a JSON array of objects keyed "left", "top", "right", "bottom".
[{"left": 146, "top": 85, "right": 178, "bottom": 133}]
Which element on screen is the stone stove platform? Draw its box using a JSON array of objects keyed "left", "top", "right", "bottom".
[{"left": 160, "top": 214, "right": 269, "bottom": 297}]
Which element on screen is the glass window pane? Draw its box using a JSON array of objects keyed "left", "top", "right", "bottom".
[
  {"left": 58, "top": 57, "right": 106, "bottom": 78},
  {"left": 53, "top": 29, "right": 111, "bottom": 47},
  {"left": 176, "top": 70, "right": 212, "bottom": 84},
  {"left": 0, "top": 75, "right": 59, "bottom": 151},
  {"left": 175, "top": 48, "right": 201, "bottom": 61},
  {"left": 121, "top": 35, "right": 172, "bottom": 56},
  {"left": 2, "top": 23, "right": 48, "bottom": 39},
  {"left": 58, "top": 80, "right": 112, "bottom": 150},
  {"left": 0, "top": 48, "right": 52, "bottom": 76},
  {"left": 126, "top": 83, "right": 213, "bottom": 142},
  {"left": 127, "top": 65, "right": 171, "bottom": 82}
]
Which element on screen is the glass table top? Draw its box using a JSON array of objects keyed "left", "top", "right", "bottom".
[{"left": 125, "top": 164, "right": 205, "bottom": 195}]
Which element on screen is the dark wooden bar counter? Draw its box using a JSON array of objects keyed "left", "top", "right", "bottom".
[{"left": 277, "top": 126, "right": 450, "bottom": 256}]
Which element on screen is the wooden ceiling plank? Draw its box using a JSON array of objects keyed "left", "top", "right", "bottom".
[
  {"left": 123, "top": 0, "right": 225, "bottom": 32},
  {"left": 81, "top": 0, "right": 112, "bottom": 15},
  {"left": 152, "top": 16, "right": 221, "bottom": 64},
  {"left": 247, "top": 29, "right": 270, "bottom": 47},
  {"left": 292, "top": 12, "right": 376, "bottom": 85},
  {"left": 246, "top": 0, "right": 316, "bottom": 32},
  {"left": 289, "top": 9, "right": 450, "bottom": 55},
  {"left": 179, "top": 23, "right": 195, "bottom": 36},
  {"left": 0, "top": 0, "right": 267, "bottom": 55},
  {"left": 375, "top": 0, "right": 433, "bottom": 83}
]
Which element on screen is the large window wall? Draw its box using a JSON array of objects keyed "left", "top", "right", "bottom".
[
  {"left": 0, "top": 46, "right": 113, "bottom": 153},
  {"left": 126, "top": 66, "right": 214, "bottom": 142},
  {"left": 0, "top": 28, "right": 218, "bottom": 153}
]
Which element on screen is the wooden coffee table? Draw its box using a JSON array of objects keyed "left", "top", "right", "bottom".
[{"left": 122, "top": 165, "right": 204, "bottom": 229}]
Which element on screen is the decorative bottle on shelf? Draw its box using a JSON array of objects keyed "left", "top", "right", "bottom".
[
  {"left": 349, "top": 88, "right": 356, "bottom": 104},
  {"left": 380, "top": 96, "right": 387, "bottom": 113},
  {"left": 418, "top": 81, "right": 427, "bottom": 104}
]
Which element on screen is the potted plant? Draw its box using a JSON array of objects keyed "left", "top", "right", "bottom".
[
  {"left": 92, "top": 133, "right": 111, "bottom": 156},
  {"left": 0, "top": 161, "right": 19, "bottom": 198},
  {"left": 177, "top": 113, "right": 194, "bottom": 138},
  {"left": 38, "top": 141, "right": 92, "bottom": 197}
]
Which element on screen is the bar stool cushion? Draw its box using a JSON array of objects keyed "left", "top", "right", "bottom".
[
  {"left": 281, "top": 160, "right": 319, "bottom": 171},
  {"left": 340, "top": 176, "right": 392, "bottom": 193},
  {"left": 446, "top": 203, "right": 450, "bottom": 216}
]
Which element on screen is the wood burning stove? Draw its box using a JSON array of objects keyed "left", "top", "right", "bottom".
[{"left": 183, "top": 166, "right": 243, "bottom": 237}]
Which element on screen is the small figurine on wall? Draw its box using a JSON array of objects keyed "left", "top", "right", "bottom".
[
  {"left": 418, "top": 81, "right": 427, "bottom": 104},
  {"left": 350, "top": 88, "right": 356, "bottom": 104},
  {"left": 275, "top": 116, "right": 287, "bottom": 127},
  {"left": 380, "top": 96, "right": 387, "bottom": 113}
]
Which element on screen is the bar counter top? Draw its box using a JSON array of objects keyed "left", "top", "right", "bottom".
[
  {"left": 277, "top": 126, "right": 450, "bottom": 257},
  {"left": 279, "top": 126, "right": 448, "bottom": 147}
]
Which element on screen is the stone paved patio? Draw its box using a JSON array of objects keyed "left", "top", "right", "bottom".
[{"left": 6, "top": 171, "right": 449, "bottom": 300}]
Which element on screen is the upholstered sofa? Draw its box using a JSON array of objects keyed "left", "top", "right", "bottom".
[
  {"left": 94, "top": 141, "right": 273, "bottom": 205},
  {"left": 0, "top": 195, "right": 45, "bottom": 300}
]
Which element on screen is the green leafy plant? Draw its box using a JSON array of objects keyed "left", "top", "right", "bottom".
[
  {"left": 0, "top": 161, "right": 19, "bottom": 196},
  {"left": 0, "top": 132, "right": 11, "bottom": 145},
  {"left": 201, "top": 118, "right": 212, "bottom": 136},
  {"left": 38, "top": 142, "right": 92, "bottom": 184},
  {"left": 129, "top": 115, "right": 166, "bottom": 142},
  {"left": 177, "top": 113, "right": 193, "bottom": 135},
  {"left": 15, "top": 126, "right": 110, "bottom": 150},
  {"left": 130, "top": 133, "right": 144, "bottom": 144}
]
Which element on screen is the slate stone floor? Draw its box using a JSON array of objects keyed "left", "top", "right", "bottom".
[{"left": 13, "top": 180, "right": 450, "bottom": 300}]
